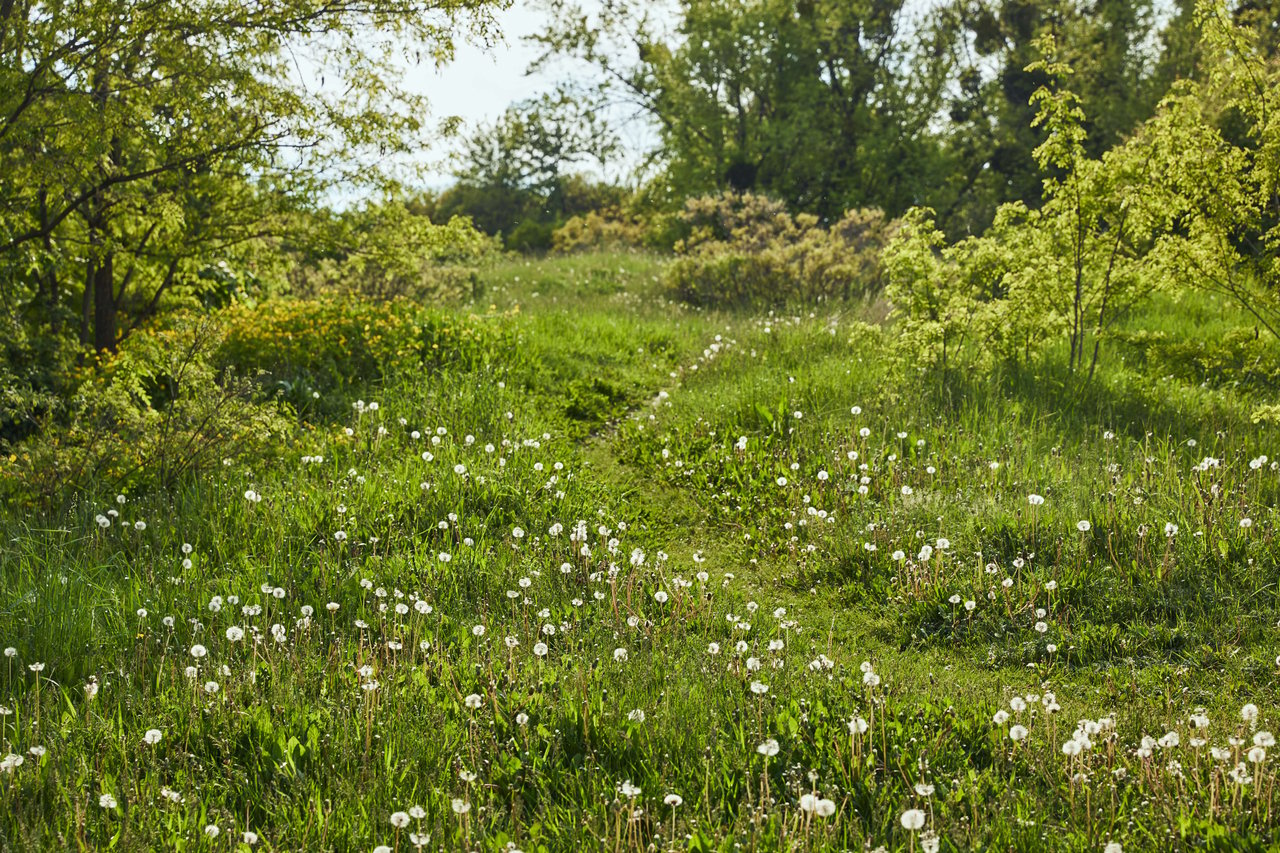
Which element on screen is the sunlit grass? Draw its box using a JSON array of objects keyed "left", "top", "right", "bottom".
[{"left": 2, "top": 253, "right": 1279, "bottom": 851}]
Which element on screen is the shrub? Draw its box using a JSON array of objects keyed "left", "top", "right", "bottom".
[
  {"left": 505, "top": 219, "right": 556, "bottom": 254},
  {"left": 662, "top": 192, "right": 898, "bottom": 307},
  {"left": 0, "top": 313, "right": 82, "bottom": 445},
  {"left": 884, "top": 38, "right": 1161, "bottom": 378},
  {"left": 882, "top": 206, "right": 1033, "bottom": 374},
  {"left": 552, "top": 207, "right": 651, "bottom": 254},
  {"left": 216, "top": 296, "right": 512, "bottom": 414},
  {"left": 551, "top": 205, "right": 685, "bottom": 254},
  {"left": 1111, "top": 326, "right": 1280, "bottom": 392},
  {"left": 0, "top": 315, "right": 290, "bottom": 510},
  {"left": 1139, "top": 0, "right": 1280, "bottom": 342},
  {"left": 285, "top": 203, "right": 497, "bottom": 304}
]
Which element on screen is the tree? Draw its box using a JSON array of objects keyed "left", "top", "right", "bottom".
[
  {"left": 935, "top": 0, "right": 1166, "bottom": 237},
  {"left": 1141, "top": 0, "right": 1280, "bottom": 340},
  {"left": 0, "top": 0, "right": 502, "bottom": 356},
  {"left": 884, "top": 34, "right": 1167, "bottom": 378},
  {"left": 435, "top": 91, "right": 621, "bottom": 249}
]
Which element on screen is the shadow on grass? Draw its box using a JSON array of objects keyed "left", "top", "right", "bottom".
[{"left": 918, "top": 357, "right": 1270, "bottom": 447}]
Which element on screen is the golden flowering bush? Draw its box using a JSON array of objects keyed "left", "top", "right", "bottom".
[
  {"left": 664, "top": 193, "right": 898, "bottom": 307},
  {"left": 280, "top": 203, "right": 498, "bottom": 304},
  {"left": 0, "top": 295, "right": 514, "bottom": 508},
  {"left": 551, "top": 207, "right": 654, "bottom": 254},
  {"left": 217, "top": 296, "right": 507, "bottom": 401}
]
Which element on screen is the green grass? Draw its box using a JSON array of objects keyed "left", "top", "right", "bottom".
[{"left": 2, "top": 251, "right": 1280, "bottom": 851}]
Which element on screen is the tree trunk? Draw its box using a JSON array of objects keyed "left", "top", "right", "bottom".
[
  {"left": 38, "top": 189, "right": 61, "bottom": 334},
  {"left": 80, "top": 257, "right": 93, "bottom": 347},
  {"left": 93, "top": 250, "right": 116, "bottom": 352},
  {"left": 85, "top": 61, "right": 119, "bottom": 353}
]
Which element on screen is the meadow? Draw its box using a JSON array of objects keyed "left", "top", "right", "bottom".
[{"left": 2, "top": 251, "right": 1280, "bottom": 852}]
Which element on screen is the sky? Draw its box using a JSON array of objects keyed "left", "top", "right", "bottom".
[
  {"left": 404, "top": 1, "right": 589, "bottom": 186},
  {"left": 391, "top": 0, "right": 662, "bottom": 189}
]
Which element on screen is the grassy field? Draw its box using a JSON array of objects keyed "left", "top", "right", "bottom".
[{"left": 3, "top": 251, "right": 1280, "bottom": 851}]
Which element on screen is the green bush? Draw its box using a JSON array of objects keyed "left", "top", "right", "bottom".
[
  {"left": 505, "top": 219, "right": 556, "bottom": 254},
  {"left": 0, "top": 312, "right": 82, "bottom": 445},
  {"left": 1111, "top": 325, "right": 1280, "bottom": 391},
  {"left": 662, "top": 193, "right": 898, "bottom": 307},
  {"left": 284, "top": 202, "right": 497, "bottom": 304},
  {"left": 0, "top": 315, "right": 289, "bottom": 510}
]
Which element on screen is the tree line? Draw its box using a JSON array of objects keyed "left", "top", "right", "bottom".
[{"left": 1, "top": 0, "right": 1277, "bottom": 376}]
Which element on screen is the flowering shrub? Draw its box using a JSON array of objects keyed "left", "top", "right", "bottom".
[
  {"left": 552, "top": 207, "right": 650, "bottom": 253},
  {"left": 0, "top": 297, "right": 518, "bottom": 507},
  {"left": 664, "top": 193, "right": 898, "bottom": 307},
  {"left": 216, "top": 297, "right": 510, "bottom": 411},
  {"left": 0, "top": 316, "right": 289, "bottom": 508},
  {"left": 551, "top": 205, "right": 688, "bottom": 254}
]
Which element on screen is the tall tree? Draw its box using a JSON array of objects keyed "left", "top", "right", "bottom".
[
  {"left": 0, "top": 0, "right": 501, "bottom": 354},
  {"left": 533, "top": 0, "right": 955, "bottom": 220},
  {"left": 437, "top": 89, "right": 619, "bottom": 246}
]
